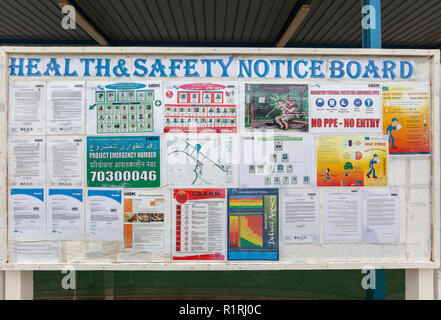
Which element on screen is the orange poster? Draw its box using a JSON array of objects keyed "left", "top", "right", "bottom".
[{"left": 382, "top": 83, "right": 430, "bottom": 154}]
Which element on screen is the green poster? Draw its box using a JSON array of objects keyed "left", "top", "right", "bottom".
[{"left": 87, "top": 136, "right": 160, "bottom": 188}]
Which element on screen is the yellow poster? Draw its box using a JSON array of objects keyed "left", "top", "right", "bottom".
[
  {"left": 382, "top": 83, "right": 430, "bottom": 154},
  {"left": 317, "top": 136, "right": 388, "bottom": 187}
]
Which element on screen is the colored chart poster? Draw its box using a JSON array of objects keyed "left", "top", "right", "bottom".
[
  {"left": 8, "top": 188, "right": 46, "bottom": 241},
  {"left": 317, "top": 135, "right": 388, "bottom": 187},
  {"left": 86, "top": 81, "right": 163, "bottom": 135},
  {"left": 172, "top": 189, "right": 226, "bottom": 261},
  {"left": 227, "top": 188, "right": 279, "bottom": 261},
  {"left": 165, "top": 134, "right": 238, "bottom": 187},
  {"left": 244, "top": 83, "right": 308, "bottom": 132},
  {"left": 382, "top": 83, "right": 430, "bottom": 154},
  {"left": 164, "top": 81, "right": 238, "bottom": 133},
  {"left": 118, "top": 189, "right": 169, "bottom": 262},
  {"left": 240, "top": 133, "right": 315, "bottom": 187},
  {"left": 87, "top": 136, "right": 160, "bottom": 188},
  {"left": 310, "top": 83, "right": 381, "bottom": 134}
]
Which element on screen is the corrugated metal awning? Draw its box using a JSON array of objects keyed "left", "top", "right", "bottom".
[{"left": 0, "top": 0, "right": 440, "bottom": 48}]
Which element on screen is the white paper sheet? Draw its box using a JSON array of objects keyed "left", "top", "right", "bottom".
[
  {"left": 324, "top": 189, "right": 362, "bottom": 243},
  {"left": 9, "top": 81, "right": 46, "bottom": 135},
  {"left": 8, "top": 136, "right": 45, "bottom": 186},
  {"left": 47, "top": 81, "right": 85, "bottom": 134},
  {"left": 86, "top": 189, "right": 123, "bottom": 242},
  {"left": 47, "top": 188, "right": 84, "bottom": 241},
  {"left": 8, "top": 241, "right": 62, "bottom": 262},
  {"left": 8, "top": 188, "right": 46, "bottom": 241},
  {"left": 47, "top": 136, "right": 84, "bottom": 186},
  {"left": 362, "top": 189, "right": 400, "bottom": 243},
  {"left": 282, "top": 189, "right": 319, "bottom": 243}
]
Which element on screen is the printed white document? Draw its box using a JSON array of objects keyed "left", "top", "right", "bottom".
[
  {"left": 86, "top": 189, "right": 123, "bottom": 241},
  {"left": 282, "top": 189, "right": 319, "bottom": 243},
  {"left": 47, "top": 81, "right": 85, "bottom": 134},
  {"left": 324, "top": 189, "right": 362, "bottom": 242},
  {"left": 47, "top": 136, "right": 84, "bottom": 186},
  {"left": 47, "top": 188, "right": 84, "bottom": 240},
  {"left": 9, "top": 81, "right": 46, "bottom": 135},
  {"left": 9, "top": 136, "right": 45, "bottom": 186},
  {"left": 362, "top": 189, "right": 400, "bottom": 243},
  {"left": 8, "top": 188, "right": 46, "bottom": 240}
]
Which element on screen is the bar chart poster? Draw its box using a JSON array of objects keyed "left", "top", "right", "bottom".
[{"left": 227, "top": 188, "right": 279, "bottom": 261}]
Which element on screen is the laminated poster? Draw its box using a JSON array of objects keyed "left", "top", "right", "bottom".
[
  {"left": 317, "top": 135, "right": 388, "bottom": 187},
  {"left": 86, "top": 81, "right": 163, "bottom": 135},
  {"left": 166, "top": 134, "right": 238, "bottom": 187},
  {"left": 310, "top": 83, "right": 381, "bottom": 134},
  {"left": 164, "top": 81, "right": 238, "bottom": 133},
  {"left": 227, "top": 188, "right": 279, "bottom": 261},
  {"left": 118, "top": 189, "right": 169, "bottom": 262},
  {"left": 172, "top": 189, "right": 226, "bottom": 261},
  {"left": 382, "top": 83, "right": 430, "bottom": 155},
  {"left": 240, "top": 133, "right": 315, "bottom": 188},
  {"left": 87, "top": 136, "right": 160, "bottom": 188},
  {"left": 244, "top": 83, "right": 309, "bottom": 132}
]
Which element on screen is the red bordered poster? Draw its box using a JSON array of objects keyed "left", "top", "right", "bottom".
[
  {"left": 172, "top": 189, "right": 226, "bottom": 261},
  {"left": 164, "top": 82, "right": 238, "bottom": 133}
]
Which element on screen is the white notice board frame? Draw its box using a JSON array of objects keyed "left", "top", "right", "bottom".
[{"left": 0, "top": 47, "right": 439, "bottom": 271}]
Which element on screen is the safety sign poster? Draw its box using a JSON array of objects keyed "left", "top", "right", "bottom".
[
  {"left": 172, "top": 189, "right": 226, "bottom": 261},
  {"left": 227, "top": 188, "right": 279, "bottom": 261},
  {"left": 164, "top": 81, "right": 238, "bottom": 133},
  {"left": 87, "top": 136, "right": 160, "bottom": 188},
  {"left": 317, "top": 135, "right": 388, "bottom": 187},
  {"left": 244, "top": 83, "right": 309, "bottom": 132},
  {"left": 240, "top": 133, "right": 315, "bottom": 187},
  {"left": 310, "top": 83, "right": 381, "bottom": 134},
  {"left": 86, "top": 81, "right": 163, "bottom": 135},
  {"left": 382, "top": 83, "right": 430, "bottom": 154}
]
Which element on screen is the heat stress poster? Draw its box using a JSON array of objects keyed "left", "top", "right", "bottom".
[
  {"left": 317, "top": 136, "right": 388, "bottom": 187},
  {"left": 382, "top": 83, "right": 430, "bottom": 155},
  {"left": 227, "top": 188, "right": 279, "bottom": 261}
]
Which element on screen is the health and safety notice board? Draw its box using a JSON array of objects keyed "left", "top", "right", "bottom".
[{"left": 0, "top": 47, "right": 439, "bottom": 271}]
